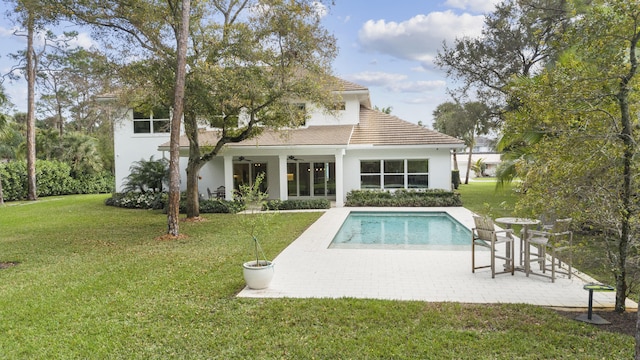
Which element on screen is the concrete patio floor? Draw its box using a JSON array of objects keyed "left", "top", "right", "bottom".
[{"left": 238, "top": 207, "right": 637, "bottom": 310}]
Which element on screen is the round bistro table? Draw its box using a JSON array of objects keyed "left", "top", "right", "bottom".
[{"left": 495, "top": 217, "right": 540, "bottom": 270}]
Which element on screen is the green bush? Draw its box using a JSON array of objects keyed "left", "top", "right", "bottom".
[
  {"left": 0, "top": 161, "right": 27, "bottom": 201},
  {"left": 265, "top": 198, "right": 331, "bottom": 210},
  {"left": 0, "top": 160, "right": 114, "bottom": 201},
  {"left": 72, "top": 172, "right": 115, "bottom": 194},
  {"left": 105, "top": 192, "right": 167, "bottom": 210},
  {"left": 192, "top": 198, "right": 244, "bottom": 214},
  {"left": 105, "top": 192, "right": 244, "bottom": 213},
  {"left": 345, "top": 189, "right": 462, "bottom": 207},
  {"left": 452, "top": 170, "right": 461, "bottom": 189}
]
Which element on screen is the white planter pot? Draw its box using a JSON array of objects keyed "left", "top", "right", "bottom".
[{"left": 242, "top": 260, "right": 274, "bottom": 289}]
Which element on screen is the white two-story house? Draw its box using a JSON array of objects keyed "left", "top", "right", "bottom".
[{"left": 111, "top": 78, "right": 465, "bottom": 207}]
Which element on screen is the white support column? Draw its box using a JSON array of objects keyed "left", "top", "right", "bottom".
[
  {"left": 223, "top": 155, "right": 233, "bottom": 200},
  {"left": 334, "top": 149, "right": 345, "bottom": 207},
  {"left": 278, "top": 155, "right": 288, "bottom": 201}
]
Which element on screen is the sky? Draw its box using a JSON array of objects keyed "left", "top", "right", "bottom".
[{"left": 0, "top": 0, "right": 499, "bottom": 127}]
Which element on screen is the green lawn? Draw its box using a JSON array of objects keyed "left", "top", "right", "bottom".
[{"left": 0, "top": 193, "right": 633, "bottom": 358}]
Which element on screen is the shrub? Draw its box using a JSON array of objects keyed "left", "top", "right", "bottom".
[
  {"left": 122, "top": 156, "right": 169, "bottom": 193},
  {"left": 191, "top": 198, "right": 244, "bottom": 214},
  {"left": 105, "top": 192, "right": 243, "bottom": 213},
  {"left": 345, "top": 189, "right": 462, "bottom": 207},
  {"left": 72, "top": 172, "right": 115, "bottom": 194},
  {"left": 105, "top": 192, "right": 167, "bottom": 210},
  {"left": 265, "top": 199, "right": 331, "bottom": 210},
  {"left": 452, "top": 170, "right": 461, "bottom": 189},
  {"left": 0, "top": 160, "right": 114, "bottom": 201}
]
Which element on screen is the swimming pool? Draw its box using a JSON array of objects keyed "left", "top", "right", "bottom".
[{"left": 329, "top": 211, "right": 471, "bottom": 250}]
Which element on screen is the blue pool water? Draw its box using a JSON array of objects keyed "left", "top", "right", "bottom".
[{"left": 329, "top": 212, "right": 471, "bottom": 250}]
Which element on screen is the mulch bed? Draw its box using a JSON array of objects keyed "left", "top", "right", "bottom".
[{"left": 555, "top": 309, "right": 637, "bottom": 337}]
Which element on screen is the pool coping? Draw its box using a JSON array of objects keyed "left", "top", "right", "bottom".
[{"left": 238, "top": 207, "right": 638, "bottom": 310}]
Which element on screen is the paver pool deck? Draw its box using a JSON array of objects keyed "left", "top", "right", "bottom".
[{"left": 238, "top": 207, "right": 637, "bottom": 310}]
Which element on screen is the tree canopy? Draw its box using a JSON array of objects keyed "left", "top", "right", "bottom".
[{"left": 501, "top": 0, "right": 640, "bottom": 313}]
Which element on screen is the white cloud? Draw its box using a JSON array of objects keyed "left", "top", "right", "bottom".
[
  {"left": 347, "top": 71, "right": 407, "bottom": 87},
  {"left": 357, "top": 10, "right": 484, "bottom": 64},
  {"left": 0, "top": 26, "right": 17, "bottom": 37},
  {"left": 346, "top": 71, "right": 445, "bottom": 94},
  {"left": 388, "top": 80, "right": 446, "bottom": 93},
  {"left": 67, "top": 32, "right": 99, "bottom": 49},
  {"left": 312, "top": 1, "right": 328, "bottom": 19},
  {"left": 444, "top": 0, "right": 500, "bottom": 13}
]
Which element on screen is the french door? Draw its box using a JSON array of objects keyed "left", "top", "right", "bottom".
[{"left": 287, "top": 162, "right": 335, "bottom": 198}]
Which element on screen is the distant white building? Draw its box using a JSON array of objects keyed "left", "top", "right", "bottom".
[
  {"left": 110, "top": 78, "right": 465, "bottom": 206},
  {"left": 455, "top": 136, "right": 501, "bottom": 178}
]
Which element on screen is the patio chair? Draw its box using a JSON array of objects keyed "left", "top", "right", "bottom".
[
  {"left": 216, "top": 186, "right": 226, "bottom": 199},
  {"left": 525, "top": 218, "right": 573, "bottom": 282},
  {"left": 207, "top": 187, "right": 214, "bottom": 199},
  {"left": 472, "top": 215, "right": 515, "bottom": 278}
]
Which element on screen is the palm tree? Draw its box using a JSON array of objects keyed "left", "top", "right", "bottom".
[
  {"left": 123, "top": 156, "right": 169, "bottom": 193},
  {"left": 61, "top": 132, "right": 103, "bottom": 177}
]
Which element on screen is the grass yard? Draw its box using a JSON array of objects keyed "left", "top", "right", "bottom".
[{"left": 0, "top": 193, "right": 634, "bottom": 358}]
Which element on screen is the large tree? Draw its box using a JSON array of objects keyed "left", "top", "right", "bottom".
[
  {"left": 78, "top": 0, "right": 337, "bottom": 219},
  {"left": 7, "top": 0, "right": 69, "bottom": 201},
  {"left": 178, "top": 0, "right": 337, "bottom": 218},
  {"left": 501, "top": 0, "right": 639, "bottom": 316},
  {"left": 432, "top": 101, "right": 496, "bottom": 184},
  {"left": 0, "top": 87, "right": 8, "bottom": 205},
  {"left": 435, "top": 0, "right": 577, "bottom": 112},
  {"left": 59, "top": 0, "right": 198, "bottom": 236}
]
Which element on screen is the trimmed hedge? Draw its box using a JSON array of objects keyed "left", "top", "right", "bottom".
[
  {"left": 105, "top": 192, "right": 244, "bottom": 214},
  {"left": 0, "top": 160, "right": 114, "bottom": 201},
  {"left": 194, "top": 198, "right": 244, "bottom": 214},
  {"left": 265, "top": 198, "right": 331, "bottom": 211},
  {"left": 345, "top": 189, "right": 462, "bottom": 207}
]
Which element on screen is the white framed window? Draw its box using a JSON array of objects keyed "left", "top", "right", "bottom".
[
  {"left": 360, "top": 159, "right": 429, "bottom": 190},
  {"left": 133, "top": 106, "right": 170, "bottom": 134}
]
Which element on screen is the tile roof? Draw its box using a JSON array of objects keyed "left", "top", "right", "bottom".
[
  {"left": 334, "top": 78, "right": 368, "bottom": 92},
  {"left": 350, "top": 106, "right": 465, "bottom": 146},
  {"left": 163, "top": 107, "right": 463, "bottom": 149},
  {"left": 233, "top": 125, "right": 354, "bottom": 146}
]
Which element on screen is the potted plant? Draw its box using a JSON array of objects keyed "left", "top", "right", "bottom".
[{"left": 236, "top": 172, "right": 276, "bottom": 289}]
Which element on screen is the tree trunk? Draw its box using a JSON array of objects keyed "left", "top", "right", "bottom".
[
  {"left": 615, "top": 89, "right": 632, "bottom": 313},
  {"left": 185, "top": 156, "right": 202, "bottom": 218},
  {"left": 0, "top": 172, "right": 4, "bottom": 205},
  {"left": 26, "top": 11, "right": 37, "bottom": 201},
  {"left": 615, "top": 30, "right": 637, "bottom": 311},
  {"left": 452, "top": 150, "right": 458, "bottom": 171},
  {"left": 166, "top": 0, "right": 191, "bottom": 236},
  {"left": 184, "top": 111, "right": 202, "bottom": 218},
  {"left": 464, "top": 137, "right": 475, "bottom": 185},
  {"left": 636, "top": 292, "right": 640, "bottom": 359}
]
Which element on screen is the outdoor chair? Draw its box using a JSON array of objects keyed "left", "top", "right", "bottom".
[
  {"left": 216, "top": 186, "right": 226, "bottom": 199},
  {"left": 525, "top": 218, "right": 573, "bottom": 282},
  {"left": 472, "top": 215, "right": 515, "bottom": 278},
  {"left": 207, "top": 187, "right": 214, "bottom": 199}
]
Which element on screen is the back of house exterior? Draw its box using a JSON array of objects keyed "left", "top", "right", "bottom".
[{"left": 112, "top": 79, "right": 465, "bottom": 207}]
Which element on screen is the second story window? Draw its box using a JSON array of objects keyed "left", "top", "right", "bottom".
[{"left": 133, "top": 106, "right": 170, "bottom": 134}]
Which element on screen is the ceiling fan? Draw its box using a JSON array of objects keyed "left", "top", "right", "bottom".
[
  {"left": 288, "top": 155, "right": 304, "bottom": 161},
  {"left": 238, "top": 156, "right": 252, "bottom": 161}
]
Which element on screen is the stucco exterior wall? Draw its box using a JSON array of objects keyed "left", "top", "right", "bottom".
[
  {"left": 113, "top": 110, "right": 172, "bottom": 191},
  {"left": 343, "top": 147, "right": 453, "bottom": 196}
]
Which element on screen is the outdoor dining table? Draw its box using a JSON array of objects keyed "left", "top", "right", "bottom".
[{"left": 495, "top": 217, "right": 540, "bottom": 271}]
